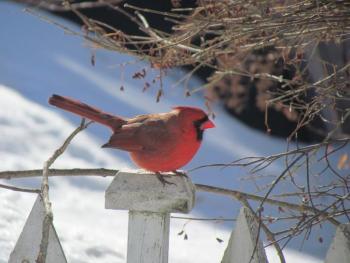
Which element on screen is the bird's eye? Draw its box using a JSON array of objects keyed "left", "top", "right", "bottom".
[{"left": 193, "top": 119, "right": 201, "bottom": 128}]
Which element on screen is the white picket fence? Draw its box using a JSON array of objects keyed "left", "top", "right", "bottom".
[{"left": 9, "top": 172, "right": 350, "bottom": 263}]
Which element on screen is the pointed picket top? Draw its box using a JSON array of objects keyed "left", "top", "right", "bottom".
[
  {"left": 9, "top": 195, "right": 67, "bottom": 263},
  {"left": 221, "top": 206, "right": 268, "bottom": 263},
  {"left": 325, "top": 223, "right": 350, "bottom": 263}
]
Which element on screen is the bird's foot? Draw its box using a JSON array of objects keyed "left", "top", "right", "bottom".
[
  {"left": 172, "top": 170, "right": 188, "bottom": 178},
  {"left": 156, "top": 172, "right": 176, "bottom": 186}
]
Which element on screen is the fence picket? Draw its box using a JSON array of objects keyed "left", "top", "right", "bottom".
[
  {"left": 105, "top": 171, "right": 195, "bottom": 263},
  {"left": 325, "top": 223, "right": 350, "bottom": 263},
  {"left": 9, "top": 196, "right": 67, "bottom": 263},
  {"left": 221, "top": 206, "right": 268, "bottom": 263}
]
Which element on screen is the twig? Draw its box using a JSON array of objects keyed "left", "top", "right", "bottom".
[
  {"left": 36, "top": 119, "right": 91, "bottom": 263},
  {"left": 15, "top": 0, "right": 122, "bottom": 11},
  {"left": 133, "top": 9, "right": 201, "bottom": 53},
  {"left": 0, "top": 168, "right": 117, "bottom": 179},
  {"left": 195, "top": 184, "right": 340, "bottom": 226},
  {"left": 306, "top": 153, "right": 316, "bottom": 209},
  {"left": 189, "top": 137, "right": 350, "bottom": 172},
  {"left": 171, "top": 216, "right": 236, "bottom": 222},
  {"left": 249, "top": 154, "right": 304, "bottom": 263},
  {"left": 0, "top": 183, "right": 40, "bottom": 194}
]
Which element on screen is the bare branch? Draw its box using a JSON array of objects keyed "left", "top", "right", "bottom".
[
  {"left": 132, "top": 9, "right": 201, "bottom": 54},
  {"left": 190, "top": 137, "right": 350, "bottom": 172},
  {"left": 171, "top": 216, "right": 236, "bottom": 222},
  {"left": 195, "top": 184, "right": 340, "bottom": 226},
  {"left": 0, "top": 183, "right": 40, "bottom": 194},
  {"left": 0, "top": 168, "right": 117, "bottom": 180},
  {"left": 15, "top": 0, "right": 122, "bottom": 11},
  {"left": 36, "top": 119, "right": 91, "bottom": 263}
]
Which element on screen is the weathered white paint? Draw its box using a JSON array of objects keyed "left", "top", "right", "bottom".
[
  {"left": 9, "top": 196, "right": 67, "bottom": 263},
  {"left": 105, "top": 171, "right": 195, "bottom": 263},
  {"left": 221, "top": 206, "right": 268, "bottom": 263},
  {"left": 325, "top": 223, "right": 350, "bottom": 263},
  {"left": 105, "top": 171, "right": 195, "bottom": 213},
  {"left": 127, "top": 211, "right": 170, "bottom": 263}
]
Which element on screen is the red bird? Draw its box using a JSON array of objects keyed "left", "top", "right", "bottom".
[{"left": 49, "top": 94, "right": 215, "bottom": 177}]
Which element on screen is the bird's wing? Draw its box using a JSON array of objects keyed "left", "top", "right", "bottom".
[{"left": 102, "top": 117, "right": 175, "bottom": 152}]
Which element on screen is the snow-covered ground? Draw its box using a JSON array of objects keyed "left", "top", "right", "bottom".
[{"left": 0, "top": 1, "right": 344, "bottom": 262}]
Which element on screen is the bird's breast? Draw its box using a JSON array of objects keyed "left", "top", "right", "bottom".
[{"left": 130, "top": 134, "right": 201, "bottom": 172}]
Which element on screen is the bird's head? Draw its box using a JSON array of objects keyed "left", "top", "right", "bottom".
[{"left": 173, "top": 106, "right": 215, "bottom": 141}]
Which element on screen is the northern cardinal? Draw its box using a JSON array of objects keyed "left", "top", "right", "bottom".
[{"left": 49, "top": 94, "right": 215, "bottom": 177}]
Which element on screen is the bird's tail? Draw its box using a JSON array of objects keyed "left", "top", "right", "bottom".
[{"left": 49, "top": 94, "right": 125, "bottom": 131}]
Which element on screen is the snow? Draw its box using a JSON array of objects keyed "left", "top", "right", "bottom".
[{"left": 0, "top": 1, "right": 345, "bottom": 262}]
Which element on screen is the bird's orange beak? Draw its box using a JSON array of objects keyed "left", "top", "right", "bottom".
[{"left": 201, "top": 119, "right": 215, "bottom": 130}]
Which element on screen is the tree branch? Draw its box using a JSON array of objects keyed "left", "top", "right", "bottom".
[
  {"left": 195, "top": 184, "right": 340, "bottom": 226},
  {"left": 15, "top": 0, "right": 122, "bottom": 11},
  {"left": 0, "top": 168, "right": 117, "bottom": 180},
  {"left": 0, "top": 183, "right": 40, "bottom": 194},
  {"left": 36, "top": 119, "right": 91, "bottom": 263}
]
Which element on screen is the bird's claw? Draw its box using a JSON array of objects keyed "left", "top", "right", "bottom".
[
  {"left": 172, "top": 170, "right": 188, "bottom": 178},
  {"left": 156, "top": 173, "right": 176, "bottom": 186}
]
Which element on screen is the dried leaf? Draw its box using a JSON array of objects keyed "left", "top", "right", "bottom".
[
  {"left": 267, "top": 216, "right": 276, "bottom": 223},
  {"left": 177, "top": 230, "right": 184, "bottom": 236},
  {"left": 143, "top": 82, "right": 150, "bottom": 92},
  {"left": 184, "top": 233, "right": 188, "bottom": 240},
  {"left": 302, "top": 196, "right": 309, "bottom": 204},
  {"left": 132, "top": 69, "right": 146, "bottom": 79},
  {"left": 337, "top": 153, "right": 348, "bottom": 170},
  {"left": 156, "top": 89, "right": 163, "bottom": 103},
  {"left": 91, "top": 54, "right": 95, "bottom": 66},
  {"left": 216, "top": 237, "right": 224, "bottom": 243}
]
